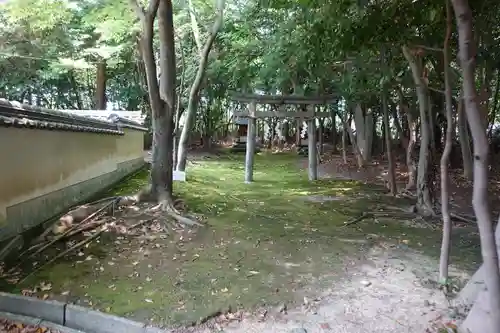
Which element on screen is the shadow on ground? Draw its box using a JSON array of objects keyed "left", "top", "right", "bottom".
[{"left": 4, "top": 151, "right": 481, "bottom": 329}]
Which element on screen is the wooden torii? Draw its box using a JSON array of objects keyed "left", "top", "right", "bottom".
[{"left": 229, "top": 93, "right": 338, "bottom": 182}]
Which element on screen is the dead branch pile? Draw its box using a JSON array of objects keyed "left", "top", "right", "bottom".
[{"left": 5, "top": 194, "right": 203, "bottom": 282}]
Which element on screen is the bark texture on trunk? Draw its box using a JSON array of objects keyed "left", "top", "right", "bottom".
[
  {"left": 341, "top": 112, "right": 347, "bottom": 163},
  {"left": 439, "top": 0, "right": 453, "bottom": 284},
  {"left": 346, "top": 116, "right": 365, "bottom": 168},
  {"left": 331, "top": 109, "right": 337, "bottom": 151},
  {"left": 396, "top": 89, "right": 417, "bottom": 189},
  {"left": 458, "top": 97, "right": 474, "bottom": 180},
  {"left": 406, "top": 110, "right": 417, "bottom": 190},
  {"left": 353, "top": 104, "right": 373, "bottom": 162},
  {"left": 451, "top": 1, "right": 500, "bottom": 332},
  {"left": 95, "top": 60, "right": 107, "bottom": 110},
  {"left": 318, "top": 117, "right": 324, "bottom": 155},
  {"left": 154, "top": 0, "right": 176, "bottom": 200},
  {"left": 402, "top": 46, "right": 434, "bottom": 215},
  {"left": 296, "top": 118, "right": 301, "bottom": 146},
  {"left": 382, "top": 85, "right": 397, "bottom": 195}
]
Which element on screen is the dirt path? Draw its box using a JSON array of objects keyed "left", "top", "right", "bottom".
[
  {"left": 184, "top": 244, "right": 465, "bottom": 333},
  {"left": 170, "top": 155, "right": 470, "bottom": 333}
]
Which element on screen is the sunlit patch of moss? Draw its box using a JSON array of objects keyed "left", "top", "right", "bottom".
[{"left": 107, "top": 168, "right": 150, "bottom": 196}]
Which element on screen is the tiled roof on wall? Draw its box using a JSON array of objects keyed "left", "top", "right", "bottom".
[
  {"left": 0, "top": 99, "right": 124, "bottom": 135},
  {"left": 63, "top": 110, "right": 146, "bottom": 125}
]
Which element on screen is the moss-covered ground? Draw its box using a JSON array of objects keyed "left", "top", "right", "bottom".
[{"left": 4, "top": 151, "right": 481, "bottom": 328}]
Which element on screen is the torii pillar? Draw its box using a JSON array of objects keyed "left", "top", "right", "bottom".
[
  {"left": 244, "top": 102, "right": 257, "bottom": 183},
  {"left": 306, "top": 105, "right": 318, "bottom": 181}
]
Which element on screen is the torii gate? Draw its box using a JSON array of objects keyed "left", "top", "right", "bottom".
[{"left": 229, "top": 93, "right": 338, "bottom": 182}]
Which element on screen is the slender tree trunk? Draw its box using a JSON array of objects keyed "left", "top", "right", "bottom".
[
  {"left": 439, "top": 0, "right": 453, "bottom": 284},
  {"left": 95, "top": 60, "right": 107, "bottom": 110},
  {"left": 458, "top": 97, "right": 474, "bottom": 179},
  {"left": 354, "top": 104, "right": 373, "bottom": 162},
  {"left": 402, "top": 46, "right": 434, "bottom": 215},
  {"left": 173, "top": 37, "right": 186, "bottom": 168},
  {"left": 428, "top": 95, "right": 436, "bottom": 153},
  {"left": 382, "top": 73, "right": 397, "bottom": 194},
  {"left": 331, "top": 108, "right": 337, "bottom": 151},
  {"left": 487, "top": 70, "right": 500, "bottom": 138},
  {"left": 406, "top": 110, "right": 417, "bottom": 189},
  {"left": 345, "top": 106, "right": 365, "bottom": 168},
  {"left": 318, "top": 116, "right": 324, "bottom": 155},
  {"left": 380, "top": 117, "right": 385, "bottom": 155},
  {"left": 271, "top": 118, "right": 277, "bottom": 149},
  {"left": 296, "top": 118, "right": 301, "bottom": 146},
  {"left": 131, "top": 0, "right": 163, "bottom": 196},
  {"left": 342, "top": 111, "right": 347, "bottom": 163},
  {"left": 176, "top": 0, "right": 225, "bottom": 171},
  {"left": 68, "top": 71, "right": 83, "bottom": 109},
  {"left": 452, "top": 1, "right": 500, "bottom": 331},
  {"left": 397, "top": 90, "right": 417, "bottom": 190}
]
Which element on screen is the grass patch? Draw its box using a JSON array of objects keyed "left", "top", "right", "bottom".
[{"left": 9, "top": 151, "right": 481, "bottom": 327}]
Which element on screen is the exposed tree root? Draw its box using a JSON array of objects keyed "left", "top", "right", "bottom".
[{"left": 150, "top": 197, "right": 203, "bottom": 227}]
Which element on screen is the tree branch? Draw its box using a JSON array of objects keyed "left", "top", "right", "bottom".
[
  {"left": 147, "top": 0, "right": 160, "bottom": 17},
  {"left": 428, "top": 86, "right": 445, "bottom": 94},
  {"left": 129, "top": 0, "right": 146, "bottom": 22},
  {"left": 411, "top": 44, "right": 444, "bottom": 52},
  {"left": 187, "top": 0, "right": 203, "bottom": 53}
]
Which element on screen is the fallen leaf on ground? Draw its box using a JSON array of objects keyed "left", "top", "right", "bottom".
[{"left": 39, "top": 282, "right": 52, "bottom": 291}]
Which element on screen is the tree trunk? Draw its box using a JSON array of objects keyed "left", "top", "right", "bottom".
[
  {"left": 402, "top": 46, "right": 434, "bottom": 215},
  {"left": 69, "top": 71, "right": 83, "bottom": 110},
  {"left": 452, "top": 0, "right": 500, "bottom": 331},
  {"left": 428, "top": 95, "right": 436, "bottom": 153},
  {"left": 458, "top": 97, "right": 474, "bottom": 180},
  {"left": 153, "top": 0, "right": 176, "bottom": 201},
  {"left": 353, "top": 104, "right": 373, "bottom": 162},
  {"left": 380, "top": 118, "right": 385, "bottom": 155},
  {"left": 176, "top": 0, "right": 225, "bottom": 171},
  {"left": 95, "top": 60, "right": 107, "bottom": 110},
  {"left": 173, "top": 37, "right": 186, "bottom": 168},
  {"left": 296, "top": 119, "right": 301, "bottom": 146},
  {"left": 487, "top": 70, "right": 500, "bottom": 138},
  {"left": 331, "top": 107, "right": 337, "bottom": 151},
  {"left": 342, "top": 110, "right": 347, "bottom": 163},
  {"left": 406, "top": 110, "right": 417, "bottom": 190},
  {"left": 318, "top": 117, "right": 324, "bottom": 155},
  {"left": 381, "top": 62, "right": 397, "bottom": 195},
  {"left": 345, "top": 106, "right": 365, "bottom": 168},
  {"left": 439, "top": 0, "right": 453, "bottom": 284},
  {"left": 131, "top": 0, "right": 163, "bottom": 195},
  {"left": 271, "top": 118, "right": 277, "bottom": 148},
  {"left": 396, "top": 90, "right": 417, "bottom": 189}
]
